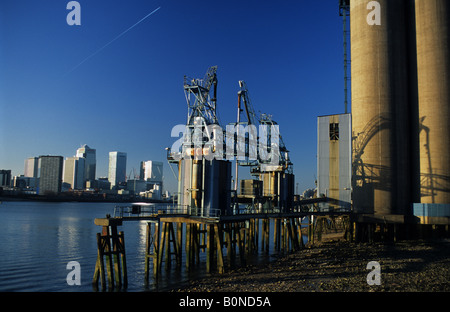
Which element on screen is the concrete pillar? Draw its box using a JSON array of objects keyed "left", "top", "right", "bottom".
[
  {"left": 351, "top": 0, "right": 412, "bottom": 215},
  {"left": 415, "top": 0, "right": 450, "bottom": 204}
]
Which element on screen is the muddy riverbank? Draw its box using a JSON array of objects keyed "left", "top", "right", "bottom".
[{"left": 173, "top": 238, "right": 450, "bottom": 292}]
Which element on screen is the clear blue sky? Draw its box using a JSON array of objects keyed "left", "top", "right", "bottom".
[{"left": 0, "top": 0, "right": 348, "bottom": 194}]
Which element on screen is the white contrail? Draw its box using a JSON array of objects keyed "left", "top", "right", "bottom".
[{"left": 65, "top": 6, "right": 161, "bottom": 76}]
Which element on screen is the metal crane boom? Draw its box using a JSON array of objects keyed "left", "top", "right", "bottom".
[
  {"left": 238, "top": 80, "right": 258, "bottom": 126},
  {"left": 183, "top": 66, "right": 219, "bottom": 126}
]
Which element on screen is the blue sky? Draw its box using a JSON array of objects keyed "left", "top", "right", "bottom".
[{"left": 0, "top": 0, "right": 348, "bottom": 194}]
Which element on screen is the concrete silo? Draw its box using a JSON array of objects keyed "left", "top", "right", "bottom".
[
  {"left": 350, "top": 0, "right": 412, "bottom": 216},
  {"left": 415, "top": 0, "right": 450, "bottom": 205}
]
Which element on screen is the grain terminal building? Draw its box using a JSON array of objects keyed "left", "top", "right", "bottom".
[{"left": 318, "top": 0, "right": 449, "bottom": 237}]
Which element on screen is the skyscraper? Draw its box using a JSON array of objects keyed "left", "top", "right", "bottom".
[
  {"left": 24, "top": 157, "right": 39, "bottom": 178},
  {"left": 108, "top": 151, "right": 127, "bottom": 189},
  {"left": 38, "top": 156, "right": 63, "bottom": 195},
  {"left": 0, "top": 170, "right": 11, "bottom": 187},
  {"left": 140, "top": 161, "right": 163, "bottom": 181},
  {"left": 76, "top": 144, "right": 96, "bottom": 183},
  {"left": 63, "top": 157, "right": 85, "bottom": 190}
]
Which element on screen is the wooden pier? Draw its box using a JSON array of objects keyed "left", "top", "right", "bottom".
[{"left": 92, "top": 208, "right": 351, "bottom": 291}]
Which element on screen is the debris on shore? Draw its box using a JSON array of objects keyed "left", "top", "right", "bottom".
[{"left": 173, "top": 239, "right": 450, "bottom": 292}]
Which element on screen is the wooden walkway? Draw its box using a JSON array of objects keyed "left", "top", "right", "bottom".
[{"left": 92, "top": 209, "right": 352, "bottom": 291}]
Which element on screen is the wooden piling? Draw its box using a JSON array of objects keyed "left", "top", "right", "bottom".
[
  {"left": 195, "top": 224, "right": 201, "bottom": 264},
  {"left": 264, "top": 219, "right": 270, "bottom": 252},
  {"left": 255, "top": 218, "right": 260, "bottom": 251},
  {"left": 185, "top": 223, "right": 192, "bottom": 270},
  {"left": 92, "top": 217, "right": 127, "bottom": 291},
  {"left": 153, "top": 221, "right": 160, "bottom": 277},
  {"left": 287, "top": 218, "right": 298, "bottom": 251},
  {"left": 247, "top": 220, "right": 254, "bottom": 256},
  {"left": 308, "top": 217, "right": 314, "bottom": 245},
  {"left": 294, "top": 218, "right": 304, "bottom": 249},
  {"left": 274, "top": 219, "right": 281, "bottom": 251},
  {"left": 164, "top": 223, "right": 170, "bottom": 270},
  {"left": 225, "top": 223, "right": 234, "bottom": 268},
  {"left": 176, "top": 222, "right": 183, "bottom": 268},
  {"left": 163, "top": 222, "right": 180, "bottom": 270},
  {"left": 110, "top": 226, "right": 121, "bottom": 287},
  {"left": 157, "top": 222, "right": 166, "bottom": 273},
  {"left": 214, "top": 224, "right": 225, "bottom": 274},
  {"left": 206, "top": 223, "right": 214, "bottom": 273},
  {"left": 144, "top": 223, "right": 151, "bottom": 283},
  {"left": 93, "top": 233, "right": 106, "bottom": 290},
  {"left": 236, "top": 222, "right": 246, "bottom": 267},
  {"left": 103, "top": 226, "right": 114, "bottom": 288}
]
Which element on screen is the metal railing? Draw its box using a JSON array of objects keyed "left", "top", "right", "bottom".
[
  {"left": 112, "top": 202, "right": 352, "bottom": 220},
  {"left": 113, "top": 204, "right": 222, "bottom": 219}
]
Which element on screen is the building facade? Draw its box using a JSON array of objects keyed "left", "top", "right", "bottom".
[
  {"left": 350, "top": 0, "right": 450, "bottom": 221},
  {"left": 140, "top": 160, "right": 163, "bottom": 182},
  {"left": 38, "top": 156, "right": 63, "bottom": 195},
  {"left": 24, "top": 157, "right": 39, "bottom": 178},
  {"left": 12, "top": 176, "right": 38, "bottom": 190},
  {"left": 63, "top": 156, "right": 85, "bottom": 190},
  {"left": 108, "top": 151, "right": 127, "bottom": 189},
  {"left": 0, "top": 170, "right": 12, "bottom": 187},
  {"left": 76, "top": 144, "right": 96, "bottom": 184},
  {"left": 317, "top": 113, "right": 352, "bottom": 210}
]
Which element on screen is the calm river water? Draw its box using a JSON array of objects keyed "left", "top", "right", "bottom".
[
  {"left": 0, "top": 201, "right": 283, "bottom": 292},
  {"left": 0, "top": 201, "right": 196, "bottom": 292}
]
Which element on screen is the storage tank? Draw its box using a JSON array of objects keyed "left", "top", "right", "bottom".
[
  {"left": 415, "top": 0, "right": 450, "bottom": 204},
  {"left": 259, "top": 171, "right": 294, "bottom": 212},
  {"left": 350, "top": 0, "right": 411, "bottom": 215},
  {"left": 178, "top": 158, "right": 231, "bottom": 216}
]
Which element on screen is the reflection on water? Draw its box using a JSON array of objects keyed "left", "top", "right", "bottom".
[
  {"left": 0, "top": 201, "right": 113, "bottom": 292},
  {"left": 0, "top": 201, "right": 304, "bottom": 292}
]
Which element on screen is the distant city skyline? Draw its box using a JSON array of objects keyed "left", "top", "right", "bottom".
[
  {"left": 12, "top": 145, "right": 165, "bottom": 177},
  {"left": 0, "top": 143, "right": 168, "bottom": 191}
]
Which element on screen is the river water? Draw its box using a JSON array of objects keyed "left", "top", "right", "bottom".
[{"left": 0, "top": 201, "right": 288, "bottom": 292}]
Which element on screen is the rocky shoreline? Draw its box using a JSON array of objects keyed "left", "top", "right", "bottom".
[{"left": 173, "top": 238, "right": 450, "bottom": 292}]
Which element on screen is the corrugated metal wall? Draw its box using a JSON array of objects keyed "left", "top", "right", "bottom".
[{"left": 317, "top": 114, "right": 352, "bottom": 210}]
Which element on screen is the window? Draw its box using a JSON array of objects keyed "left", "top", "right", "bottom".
[{"left": 330, "top": 123, "right": 339, "bottom": 141}]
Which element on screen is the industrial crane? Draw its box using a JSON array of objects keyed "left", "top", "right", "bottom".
[
  {"left": 172, "top": 66, "right": 232, "bottom": 215},
  {"left": 183, "top": 66, "right": 219, "bottom": 126},
  {"left": 258, "top": 113, "right": 293, "bottom": 174},
  {"left": 233, "top": 80, "right": 292, "bottom": 174},
  {"left": 167, "top": 66, "right": 294, "bottom": 214},
  {"left": 237, "top": 80, "right": 258, "bottom": 127},
  {"left": 233, "top": 80, "right": 294, "bottom": 212},
  {"left": 233, "top": 80, "right": 259, "bottom": 168}
]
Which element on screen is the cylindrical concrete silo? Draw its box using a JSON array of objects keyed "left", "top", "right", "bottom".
[
  {"left": 351, "top": 0, "right": 411, "bottom": 215},
  {"left": 415, "top": 0, "right": 450, "bottom": 204}
]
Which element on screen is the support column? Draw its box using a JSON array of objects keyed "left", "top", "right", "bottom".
[
  {"left": 206, "top": 223, "right": 215, "bottom": 273},
  {"left": 92, "top": 218, "right": 127, "bottom": 291},
  {"left": 214, "top": 224, "right": 225, "bottom": 274}
]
